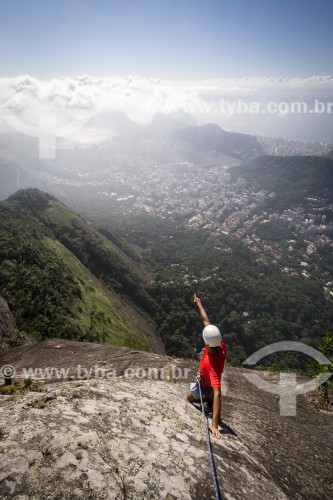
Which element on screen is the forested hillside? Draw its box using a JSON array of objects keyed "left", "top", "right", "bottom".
[
  {"left": 0, "top": 189, "right": 162, "bottom": 352},
  {"left": 177, "top": 123, "right": 263, "bottom": 160},
  {"left": 1, "top": 188, "right": 332, "bottom": 369},
  {"left": 108, "top": 215, "right": 333, "bottom": 369},
  {"left": 230, "top": 156, "right": 333, "bottom": 211}
]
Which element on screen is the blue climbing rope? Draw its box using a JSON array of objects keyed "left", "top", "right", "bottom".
[{"left": 196, "top": 375, "right": 222, "bottom": 500}]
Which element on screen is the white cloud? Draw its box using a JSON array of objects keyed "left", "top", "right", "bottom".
[{"left": 0, "top": 75, "right": 332, "bottom": 142}]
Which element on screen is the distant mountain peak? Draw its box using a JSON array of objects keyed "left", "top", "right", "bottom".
[{"left": 177, "top": 123, "right": 263, "bottom": 160}]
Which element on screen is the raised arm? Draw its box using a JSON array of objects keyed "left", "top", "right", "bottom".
[{"left": 193, "top": 295, "right": 210, "bottom": 326}]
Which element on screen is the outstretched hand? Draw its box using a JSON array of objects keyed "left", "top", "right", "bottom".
[{"left": 193, "top": 294, "right": 201, "bottom": 306}]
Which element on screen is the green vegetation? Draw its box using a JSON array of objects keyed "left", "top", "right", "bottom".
[
  {"left": 24, "top": 377, "right": 33, "bottom": 388},
  {"left": 1, "top": 384, "right": 19, "bottom": 395},
  {"left": 1, "top": 380, "right": 43, "bottom": 395},
  {"left": 2, "top": 187, "right": 332, "bottom": 375},
  {"left": 98, "top": 225, "right": 142, "bottom": 263},
  {"left": 253, "top": 221, "right": 294, "bottom": 242},
  {"left": 179, "top": 123, "right": 263, "bottom": 160},
  {"left": 7, "top": 190, "right": 153, "bottom": 311},
  {"left": 306, "top": 331, "right": 333, "bottom": 404},
  {"left": 0, "top": 189, "right": 155, "bottom": 351},
  {"left": 108, "top": 215, "right": 333, "bottom": 369},
  {"left": 230, "top": 156, "right": 333, "bottom": 211}
]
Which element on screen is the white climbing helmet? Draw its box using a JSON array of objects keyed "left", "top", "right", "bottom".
[{"left": 202, "top": 324, "right": 222, "bottom": 347}]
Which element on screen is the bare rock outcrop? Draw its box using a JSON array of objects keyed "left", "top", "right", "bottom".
[
  {"left": 0, "top": 296, "right": 31, "bottom": 352},
  {"left": 0, "top": 339, "right": 332, "bottom": 499}
]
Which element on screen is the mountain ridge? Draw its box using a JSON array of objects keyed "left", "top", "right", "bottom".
[
  {"left": 0, "top": 189, "right": 164, "bottom": 353},
  {"left": 176, "top": 122, "right": 264, "bottom": 160}
]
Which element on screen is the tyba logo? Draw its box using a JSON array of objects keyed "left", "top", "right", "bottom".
[{"left": 242, "top": 341, "right": 332, "bottom": 416}]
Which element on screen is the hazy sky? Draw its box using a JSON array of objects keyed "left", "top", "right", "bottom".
[
  {"left": 0, "top": 1, "right": 332, "bottom": 143},
  {"left": 0, "top": 0, "right": 332, "bottom": 78}
]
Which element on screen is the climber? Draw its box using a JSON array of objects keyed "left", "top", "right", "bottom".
[{"left": 187, "top": 295, "right": 227, "bottom": 439}]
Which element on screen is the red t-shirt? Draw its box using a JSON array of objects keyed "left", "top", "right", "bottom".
[{"left": 199, "top": 341, "right": 227, "bottom": 389}]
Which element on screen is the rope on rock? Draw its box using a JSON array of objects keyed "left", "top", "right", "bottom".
[{"left": 196, "top": 375, "right": 222, "bottom": 500}]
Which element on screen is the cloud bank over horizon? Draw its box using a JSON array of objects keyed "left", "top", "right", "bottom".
[{"left": 0, "top": 75, "right": 332, "bottom": 144}]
